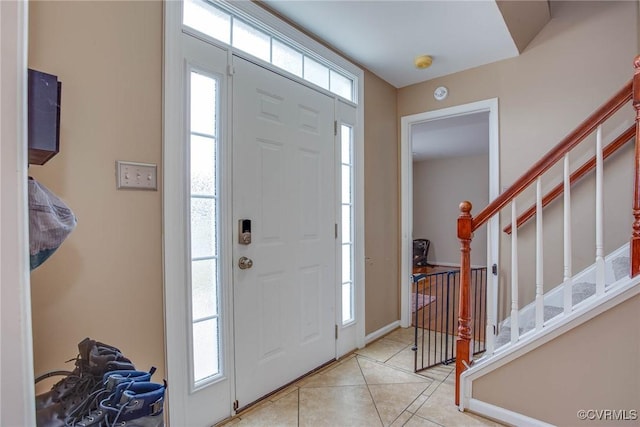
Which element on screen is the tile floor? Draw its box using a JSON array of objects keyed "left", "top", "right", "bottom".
[{"left": 219, "top": 327, "right": 503, "bottom": 427}]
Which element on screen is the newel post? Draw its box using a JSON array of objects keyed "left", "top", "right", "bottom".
[
  {"left": 632, "top": 56, "right": 640, "bottom": 277},
  {"left": 455, "top": 201, "right": 473, "bottom": 407}
]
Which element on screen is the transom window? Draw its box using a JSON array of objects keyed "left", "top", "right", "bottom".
[{"left": 183, "top": 0, "right": 356, "bottom": 102}]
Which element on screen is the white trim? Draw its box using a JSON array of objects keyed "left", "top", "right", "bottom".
[
  {"left": 354, "top": 85, "right": 365, "bottom": 350},
  {"left": 164, "top": 29, "right": 235, "bottom": 427},
  {"left": 182, "top": 21, "right": 361, "bottom": 110},
  {"left": 223, "top": 47, "right": 236, "bottom": 417},
  {"left": 465, "top": 399, "right": 556, "bottom": 427},
  {"left": 192, "top": 1, "right": 358, "bottom": 104},
  {"left": 0, "top": 1, "right": 36, "bottom": 425},
  {"left": 164, "top": 1, "right": 365, "bottom": 423},
  {"left": 400, "top": 98, "right": 500, "bottom": 328},
  {"left": 163, "top": 2, "right": 190, "bottom": 424},
  {"left": 364, "top": 320, "right": 401, "bottom": 345},
  {"left": 221, "top": 0, "right": 362, "bottom": 98},
  {"left": 460, "top": 274, "right": 640, "bottom": 422},
  {"left": 335, "top": 100, "right": 364, "bottom": 357}
]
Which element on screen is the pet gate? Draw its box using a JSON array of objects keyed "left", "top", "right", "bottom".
[{"left": 412, "top": 267, "right": 487, "bottom": 372}]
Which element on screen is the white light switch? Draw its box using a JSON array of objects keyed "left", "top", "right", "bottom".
[{"left": 116, "top": 161, "right": 157, "bottom": 190}]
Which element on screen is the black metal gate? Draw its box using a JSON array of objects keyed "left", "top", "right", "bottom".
[{"left": 412, "top": 267, "right": 487, "bottom": 372}]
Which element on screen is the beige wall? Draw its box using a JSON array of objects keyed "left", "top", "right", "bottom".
[
  {"left": 26, "top": 0, "right": 637, "bottom": 409},
  {"left": 27, "top": 0, "right": 401, "bottom": 380},
  {"left": 397, "top": 2, "right": 640, "bottom": 422},
  {"left": 413, "top": 155, "right": 488, "bottom": 266},
  {"left": 473, "top": 293, "right": 640, "bottom": 426},
  {"left": 28, "top": 1, "right": 165, "bottom": 387},
  {"left": 399, "top": 0, "right": 637, "bottom": 318},
  {"left": 364, "top": 70, "right": 400, "bottom": 334},
  {"left": 496, "top": 0, "right": 550, "bottom": 53}
]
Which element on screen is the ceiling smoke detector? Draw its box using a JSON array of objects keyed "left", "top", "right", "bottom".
[{"left": 434, "top": 86, "right": 448, "bottom": 101}]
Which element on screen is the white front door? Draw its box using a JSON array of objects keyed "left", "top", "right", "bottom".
[{"left": 232, "top": 56, "right": 336, "bottom": 409}]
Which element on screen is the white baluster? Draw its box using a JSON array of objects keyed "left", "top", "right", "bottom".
[
  {"left": 485, "top": 234, "right": 495, "bottom": 356},
  {"left": 535, "top": 178, "right": 544, "bottom": 331},
  {"left": 511, "top": 200, "right": 519, "bottom": 344},
  {"left": 595, "top": 125, "right": 605, "bottom": 295},
  {"left": 563, "top": 153, "right": 573, "bottom": 314}
]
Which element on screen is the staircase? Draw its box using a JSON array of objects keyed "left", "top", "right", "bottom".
[
  {"left": 494, "top": 245, "right": 630, "bottom": 349},
  {"left": 453, "top": 56, "right": 640, "bottom": 425},
  {"left": 458, "top": 247, "right": 640, "bottom": 427}
]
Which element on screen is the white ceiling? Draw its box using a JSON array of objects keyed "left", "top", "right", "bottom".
[
  {"left": 258, "top": 0, "right": 558, "bottom": 160},
  {"left": 260, "top": 0, "right": 521, "bottom": 89},
  {"left": 259, "top": 0, "right": 524, "bottom": 159},
  {"left": 411, "top": 112, "right": 489, "bottom": 162}
]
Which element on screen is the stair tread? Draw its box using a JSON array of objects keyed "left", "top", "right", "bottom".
[
  {"left": 492, "top": 251, "right": 631, "bottom": 350},
  {"left": 572, "top": 281, "right": 596, "bottom": 305},
  {"left": 612, "top": 256, "right": 630, "bottom": 281}
]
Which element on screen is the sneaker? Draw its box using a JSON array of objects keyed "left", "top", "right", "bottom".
[
  {"left": 100, "top": 381, "right": 165, "bottom": 427},
  {"left": 64, "top": 368, "right": 156, "bottom": 427},
  {"left": 36, "top": 338, "right": 132, "bottom": 411}
]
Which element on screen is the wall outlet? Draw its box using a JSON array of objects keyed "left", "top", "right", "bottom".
[{"left": 116, "top": 161, "right": 157, "bottom": 190}]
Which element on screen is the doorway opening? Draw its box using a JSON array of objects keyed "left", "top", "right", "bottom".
[{"left": 399, "top": 99, "right": 500, "bottom": 348}]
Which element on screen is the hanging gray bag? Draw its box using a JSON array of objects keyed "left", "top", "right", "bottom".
[{"left": 28, "top": 177, "right": 77, "bottom": 271}]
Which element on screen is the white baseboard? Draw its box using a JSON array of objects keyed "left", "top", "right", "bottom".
[
  {"left": 365, "top": 320, "right": 401, "bottom": 345},
  {"left": 466, "top": 398, "right": 555, "bottom": 427}
]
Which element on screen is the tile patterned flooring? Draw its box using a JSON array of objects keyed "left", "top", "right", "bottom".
[{"left": 219, "top": 327, "right": 503, "bottom": 427}]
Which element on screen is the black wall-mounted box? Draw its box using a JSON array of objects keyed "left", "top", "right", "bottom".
[{"left": 28, "top": 69, "right": 61, "bottom": 165}]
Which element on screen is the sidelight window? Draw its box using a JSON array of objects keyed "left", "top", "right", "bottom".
[
  {"left": 341, "top": 124, "right": 355, "bottom": 324},
  {"left": 189, "top": 69, "right": 222, "bottom": 386}
]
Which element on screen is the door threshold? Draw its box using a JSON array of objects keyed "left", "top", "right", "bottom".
[{"left": 233, "top": 358, "right": 337, "bottom": 416}]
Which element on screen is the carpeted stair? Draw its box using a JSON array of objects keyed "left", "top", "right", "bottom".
[{"left": 494, "top": 255, "right": 629, "bottom": 348}]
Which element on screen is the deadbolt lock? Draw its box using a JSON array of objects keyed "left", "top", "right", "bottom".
[
  {"left": 239, "top": 219, "right": 252, "bottom": 245},
  {"left": 240, "top": 232, "right": 251, "bottom": 245}
]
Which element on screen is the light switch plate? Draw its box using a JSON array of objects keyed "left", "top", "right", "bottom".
[{"left": 116, "top": 161, "right": 157, "bottom": 190}]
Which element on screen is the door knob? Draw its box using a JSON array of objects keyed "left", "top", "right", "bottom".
[{"left": 238, "top": 256, "right": 253, "bottom": 270}]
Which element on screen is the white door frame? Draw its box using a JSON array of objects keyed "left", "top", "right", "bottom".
[
  {"left": 163, "top": 1, "right": 365, "bottom": 424},
  {"left": 0, "top": 1, "right": 37, "bottom": 425},
  {"left": 399, "top": 98, "right": 500, "bottom": 328}
]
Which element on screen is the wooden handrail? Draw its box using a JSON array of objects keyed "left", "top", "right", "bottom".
[
  {"left": 503, "top": 124, "right": 635, "bottom": 234},
  {"left": 472, "top": 81, "right": 632, "bottom": 232},
  {"left": 456, "top": 57, "right": 639, "bottom": 408}
]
